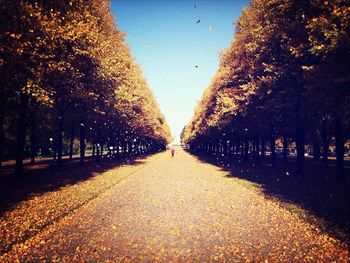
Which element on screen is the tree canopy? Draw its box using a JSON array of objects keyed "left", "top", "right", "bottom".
[
  {"left": 0, "top": 0, "right": 171, "bottom": 175},
  {"left": 182, "top": 0, "right": 350, "bottom": 180}
]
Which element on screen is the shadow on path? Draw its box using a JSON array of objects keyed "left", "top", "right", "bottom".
[
  {"left": 0, "top": 155, "right": 147, "bottom": 217},
  {"left": 188, "top": 150, "right": 350, "bottom": 246}
]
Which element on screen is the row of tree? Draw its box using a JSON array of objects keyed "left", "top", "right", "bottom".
[
  {"left": 0, "top": 0, "right": 171, "bottom": 176},
  {"left": 182, "top": 0, "right": 350, "bottom": 181}
]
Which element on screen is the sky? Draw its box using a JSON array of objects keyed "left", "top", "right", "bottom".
[{"left": 111, "top": 0, "right": 250, "bottom": 143}]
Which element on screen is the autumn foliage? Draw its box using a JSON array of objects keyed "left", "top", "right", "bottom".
[
  {"left": 182, "top": 0, "right": 350, "bottom": 180},
  {"left": 0, "top": 0, "right": 171, "bottom": 176}
]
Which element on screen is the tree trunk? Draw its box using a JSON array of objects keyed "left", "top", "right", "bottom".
[
  {"left": 96, "top": 126, "right": 101, "bottom": 164},
  {"left": 322, "top": 120, "right": 329, "bottom": 167},
  {"left": 112, "top": 140, "right": 116, "bottom": 155},
  {"left": 313, "top": 142, "right": 320, "bottom": 161},
  {"left": 296, "top": 118, "right": 305, "bottom": 173},
  {"left": 110, "top": 131, "right": 114, "bottom": 156},
  {"left": 261, "top": 136, "right": 265, "bottom": 160},
  {"left": 335, "top": 116, "right": 345, "bottom": 181},
  {"left": 256, "top": 135, "right": 260, "bottom": 164},
  {"left": 92, "top": 144, "right": 95, "bottom": 156},
  {"left": 53, "top": 140, "right": 57, "bottom": 161},
  {"left": 252, "top": 139, "right": 256, "bottom": 158},
  {"left": 69, "top": 122, "right": 74, "bottom": 159},
  {"left": 123, "top": 141, "right": 127, "bottom": 157},
  {"left": 136, "top": 142, "right": 139, "bottom": 154},
  {"left": 270, "top": 126, "right": 276, "bottom": 168},
  {"left": 223, "top": 141, "right": 228, "bottom": 156},
  {"left": 128, "top": 141, "right": 133, "bottom": 156},
  {"left": 244, "top": 136, "right": 249, "bottom": 162},
  {"left": 235, "top": 139, "right": 240, "bottom": 156},
  {"left": 15, "top": 94, "right": 28, "bottom": 177},
  {"left": 57, "top": 107, "right": 64, "bottom": 171},
  {"left": 102, "top": 142, "right": 106, "bottom": 156},
  {"left": 30, "top": 120, "right": 36, "bottom": 164},
  {"left": 116, "top": 141, "right": 120, "bottom": 156},
  {"left": 0, "top": 115, "right": 3, "bottom": 168},
  {"left": 79, "top": 122, "right": 85, "bottom": 165},
  {"left": 96, "top": 143, "right": 100, "bottom": 164},
  {"left": 108, "top": 141, "right": 112, "bottom": 157},
  {"left": 283, "top": 135, "right": 288, "bottom": 162}
]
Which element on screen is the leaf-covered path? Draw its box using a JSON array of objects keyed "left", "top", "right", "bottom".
[{"left": 2, "top": 148, "right": 349, "bottom": 262}]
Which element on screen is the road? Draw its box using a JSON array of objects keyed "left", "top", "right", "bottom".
[{"left": 2, "top": 148, "right": 349, "bottom": 262}]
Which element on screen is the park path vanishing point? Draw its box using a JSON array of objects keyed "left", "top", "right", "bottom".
[{"left": 2, "top": 148, "right": 349, "bottom": 262}]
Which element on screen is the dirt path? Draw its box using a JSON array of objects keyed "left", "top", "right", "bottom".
[{"left": 2, "top": 148, "right": 349, "bottom": 262}]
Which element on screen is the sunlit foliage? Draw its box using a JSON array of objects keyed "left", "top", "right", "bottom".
[
  {"left": 183, "top": 0, "right": 350, "bottom": 180},
  {"left": 0, "top": 0, "right": 171, "bottom": 175}
]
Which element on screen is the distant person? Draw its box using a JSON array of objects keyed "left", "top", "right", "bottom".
[{"left": 171, "top": 147, "right": 175, "bottom": 157}]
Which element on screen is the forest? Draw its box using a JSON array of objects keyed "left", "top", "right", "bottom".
[
  {"left": 182, "top": 0, "right": 350, "bottom": 181},
  {"left": 0, "top": 0, "right": 171, "bottom": 177}
]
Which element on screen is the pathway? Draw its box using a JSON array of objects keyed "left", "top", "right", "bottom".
[{"left": 2, "top": 148, "right": 349, "bottom": 262}]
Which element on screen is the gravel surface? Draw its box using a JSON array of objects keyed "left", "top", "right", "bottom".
[{"left": 2, "top": 148, "right": 349, "bottom": 262}]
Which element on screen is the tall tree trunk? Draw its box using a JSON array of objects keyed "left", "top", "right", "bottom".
[
  {"left": 57, "top": 107, "right": 64, "bottom": 171},
  {"left": 112, "top": 140, "right": 116, "bottom": 155},
  {"left": 136, "top": 142, "right": 140, "bottom": 156},
  {"left": 0, "top": 115, "right": 3, "bottom": 168},
  {"left": 235, "top": 139, "right": 240, "bottom": 155},
  {"left": 223, "top": 141, "right": 228, "bottom": 156},
  {"left": 128, "top": 141, "right": 133, "bottom": 156},
  {"left": 69, "top": 122, "right": 74, "bottom": 159},
  {"left": 96, "top": 126, "right": 101, "bottom": 164},
  {"left": 102, "top": 142, "right": 106, "bottom": 156},
  {"left": 123, "top": 141, "right": 127, "bottom": 157},
  {"left": 92, "top": 144, "right": 95, "bottom": 157},
  {"left": 108, "top": 141, "right": 112, "bottom": 157},
  {"left": 252, "top": 139, "right": 256, "bottom": 158},
  {"left": 295, "top": 81, "right": 305, "bottom": 173},
  {"left": 96, "top": 143, "right": 100, "bottom": 164},
  {"left": 30, "top": 120, "right": 36, "bottom": 164},
  {"left": 270, "top": 126, "right": 276, "bottom": 168},
  {"left": 296, "top": 118, "right": 305, "bottom": 173},
  {"left": 335, "top": 116, "right": 345, "bottom": 181},
  {"left": 116, "top": 141, "right": 120, "bottom": 156},
  {"left": 313, "top": 142, "right": 320, "bottom": 161},
  {"left": 110, "top": 131, "right": 114, "bottom": 156},
  {"left": 244, "top": 136, "right": 249, "bottom": 162},
  {"left": 261, "top": 136, "right": 265, "bottom": 160},
  {"left": 283, "top": 135, "right": 288, "bottom": 162},
  {"left": 53, "top": 139, "right": 57, "bottom": 161},
  {"left": 256, "top": 135, "right": 260, "bottom": 164},
  {"left": 15, "top": 94, "right": 28, "bottom": 177},
  {"left": 79, "top": 122, "right": 85, "bottom": 165},
  {"left": 322, "top": 119, "right": 329, "bottom": 167}
]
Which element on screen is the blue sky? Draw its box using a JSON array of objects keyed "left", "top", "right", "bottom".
[{"left": 111, "top": 0, "right": 250, "bottom": 142}]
